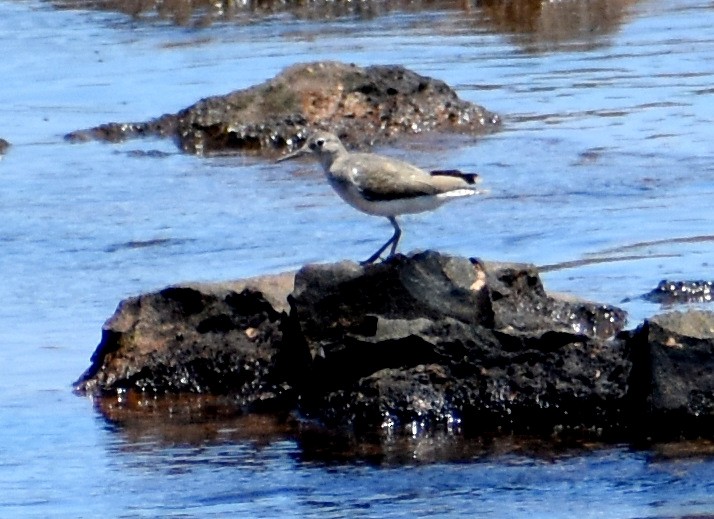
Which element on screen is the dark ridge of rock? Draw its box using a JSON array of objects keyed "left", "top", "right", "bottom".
[
  {"left": 484, "top": 261, "right": 625, "bottom": 339},
  {"left": 73, "top": 273, "right": 306, "bottom": 412},
  {"left": 290, "top": 252, "right": 630, "bottom": 437},
  {"left": 289, "top": 253, "right": 495, "bottom": 355},
  {"left": 66, "top": 119, "right": 179, "bottom": 144},
  {"left": 76, "top": 251, "right": 714, "bottom": 441},
  {"left": 0, "top": 138, "right": 9, "bottom": 155},
  {"left": 75, "top": 252, "right": 633, "bottom": 439},
  {"left": 65, "top": 61, "right": 501, "bottom": 155},
  {"left": 642, "top": 280, "right": 714, "bottom": 305},
  {"left": 627, "top": 310, "right": 714, "bottom": 439}
]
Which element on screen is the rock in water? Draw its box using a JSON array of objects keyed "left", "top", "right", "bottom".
[
  {"left": 628, "top": 309, "right": 714, "bottom": 439},
  {"left": 73, "top": 273, "right": 307, "bottom": 412},
  {"left": 75, "top": 251, "right": 642, "bottom": 439},
  {"left": 289, "top": 252, "right": 630, "bottom": 437},
  {"left": 642, "top": 279, "right": 714, "bottom": 305},
  {"left": 65, "top": 61, "right": 500, "bottom": 155}
]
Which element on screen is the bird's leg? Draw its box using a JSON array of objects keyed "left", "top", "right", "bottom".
[
  {"left": 361, "top": 216, "right": 401, "bottom": 265},
  {"left": 387, "top": 216, "right": 401, "bottom": 256}
]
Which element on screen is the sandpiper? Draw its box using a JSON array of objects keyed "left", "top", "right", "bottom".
[{"left": 277, "top": 131, "right": 480, "bottom": 264}]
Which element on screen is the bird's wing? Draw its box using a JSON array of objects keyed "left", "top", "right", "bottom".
[{"left": 342, "top": 154, "right": 449, "bottom": 202}]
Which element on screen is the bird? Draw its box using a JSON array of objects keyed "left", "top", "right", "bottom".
[{"left": 277, "top": 131, "right": 480, "bottom": 264}]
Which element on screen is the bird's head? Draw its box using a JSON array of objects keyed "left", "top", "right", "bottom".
[{"left": 277, "top": 132, "right": 347, "bottom": 169}]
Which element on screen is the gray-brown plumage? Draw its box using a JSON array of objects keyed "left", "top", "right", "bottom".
[{"left": 278, "top": 131, "right": 479, "bottom": 264}]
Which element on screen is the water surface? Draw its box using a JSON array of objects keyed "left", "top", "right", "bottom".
[{"left": 1, "top": 0, "right": 714, "bottom": 516}]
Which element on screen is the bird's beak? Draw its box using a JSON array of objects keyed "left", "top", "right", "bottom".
[{"left": 276, "top": 144, "right": 310, "bottom": 163}]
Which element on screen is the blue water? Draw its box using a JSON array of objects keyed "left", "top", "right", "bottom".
[{"left": 2, "top": 0, "right": 714, "bottom": 516}]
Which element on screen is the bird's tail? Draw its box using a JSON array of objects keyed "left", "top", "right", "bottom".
[
  {"left": 429, "top": 169, "right": 479, "bottom": 185},
  {"left": 438, "top": 188, "right": 479, "bottom": 198}
]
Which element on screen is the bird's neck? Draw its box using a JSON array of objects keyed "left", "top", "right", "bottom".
[{"left": 318, "top": 151, "right": 342, "bottom": 173}]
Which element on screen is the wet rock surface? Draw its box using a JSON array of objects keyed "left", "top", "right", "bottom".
[
  {"left": 75, "top": 251, "right": 714, "bottom": 441},
  {"left": 290, "top": 254, "right": 630, "bottom": 438},
  {"left": 77, "top": 250, "right": 680, "bottom": 441},
  {"left": 74, "top": 273, "right": 305, "bottom": 411},
  {"left": 642, "top": 279, "right": 714, "bottom": 305},
  {"left": 627, "top": 310, "right": 714, "bottom": 439},
  {"left": 65, "top": 61, "right": 500, "bottom": 155}
]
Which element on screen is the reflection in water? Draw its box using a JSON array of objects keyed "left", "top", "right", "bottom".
[
  {"left": 96, "top": 393, "right": 295, "bottom": 448},
  {"left": 95, "top": 392, "right": 601, "bottom": 463},
  {"left": 48, "top": 0, "right": 637, "bottom": 51},
  {"left": 48, "top": 0, "right": 465, "bottom": 26},
  {"left": 95, "top": 392, "right": 714, "bottom": 468},
  {"left": 477, "top": 0, "right": 638, "bottom": 52}
]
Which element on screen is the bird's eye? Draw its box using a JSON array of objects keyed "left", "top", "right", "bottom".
[{"left": 316, "top": 138, "right": 325, "bottom": 147}]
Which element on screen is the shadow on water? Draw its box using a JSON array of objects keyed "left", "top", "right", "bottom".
[{"left": 47, "top": 0, "right": 637, "bottom": 51}]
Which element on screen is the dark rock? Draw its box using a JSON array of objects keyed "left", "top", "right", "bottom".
[
  {"left": 321, "top": 364, "right": 457, "bottom": 436},
  {"left": 485, "top": 261, "right": 625, "bottom": 339},
  {"left": 84, "top": 250, "right": 714, "bottom": 442},
  {"left": 642, "top": 279, "right": 714, "bottom": 305},
  {"left": 73, "top": 273, "right": 307, "bottom": 412},
  {"left": 0, "top": 138, "right": 9, "bottom": 155},
  {"left": 66, "top": 61, "right": 500, "bottom": 155},
  {"left": 627, "top": 310, "right": 714, "bottom": 439},
  {"left": 289, "top": 251, "right": 630, "bottom": 437},
  {"left": 289, "top": 253, "right": 494, "bottom": 358}
]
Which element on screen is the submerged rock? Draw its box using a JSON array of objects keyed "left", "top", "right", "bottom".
[
  {"left": 65, "top": 61, "right": 500, "bottom": 155},
  {"left": 642, "top": 279, "right": 714, "bottom": 305}
]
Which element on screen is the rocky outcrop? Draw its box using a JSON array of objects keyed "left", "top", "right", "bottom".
[
  {"left": 76, "top": 251, "right": 649, "bottom": 440},
  {"left": 289, "top": 254, "right": 629, "bottom": 438},
  {"left": 75, "top": 251, "right": 714, "bottom": 441},
  {"left": 65, "top": 61, "right": 500, "bottom": 155}
]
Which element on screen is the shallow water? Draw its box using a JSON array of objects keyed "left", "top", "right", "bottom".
[{"left": 2, "top": 0, "right": 714, "bottom": 516}]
